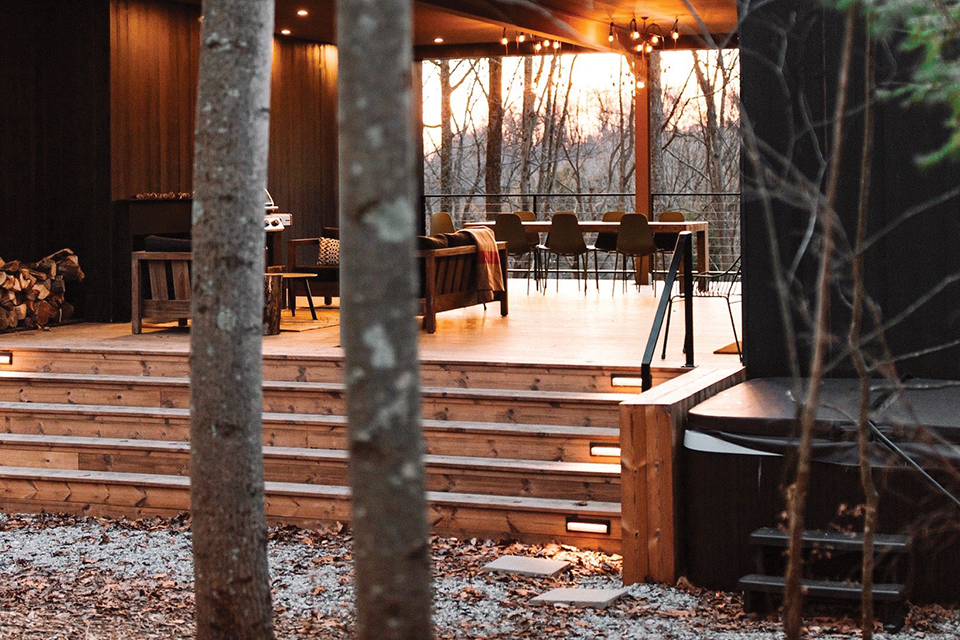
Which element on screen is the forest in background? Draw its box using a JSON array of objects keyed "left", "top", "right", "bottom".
[{"left": 421, "top": 49, "right": 741, "bottom": 269}]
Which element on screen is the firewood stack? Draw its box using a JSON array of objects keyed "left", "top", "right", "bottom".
[{"left": 0, "top": 249, "right": 84, "bottom": 331}]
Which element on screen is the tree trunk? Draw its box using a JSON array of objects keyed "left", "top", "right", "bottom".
[
  {"left": 440, "top": 59, "right": 453, "bottom": 213},
  {"left": 649, "top": 52, "right": 665, "bottom": 197},
  {"left": 337, "top": 0, "right": 432, "bottom": 639},
  {"left": 782, "top": 9, "right": 857, "bottom": 640},
  {"left": 485, "top": 56, "right": 503, "bottom": 215},
  {"left": 518, "top": 55, "right": 536, "bottom": 212},
  {"left": 189, "top": 0, "right": 275, "bottom": 638}
]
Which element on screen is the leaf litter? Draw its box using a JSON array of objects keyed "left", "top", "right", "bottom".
[{"left": 1, "top": 513, "right": 958, "bottom": 639}]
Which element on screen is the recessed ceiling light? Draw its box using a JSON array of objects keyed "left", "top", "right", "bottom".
[
  {"left": 280, "top": 29, "right": 291, "bottom": 35},
  {"left": 296, "top": 9, "right": 308, "bottom": 16},
  {"left": 433, "top": 37, "right": 444, "bottom": 43}
]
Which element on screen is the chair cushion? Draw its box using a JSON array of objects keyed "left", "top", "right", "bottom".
[
  {"left": 317, "top": 237, "right": 340, "bottom": 265},
  {"left": 418, "top": 234, "right": 449, "bottom": 250},
  {"left": 143, "top": 235, "right": 191, "bottom": 252}
]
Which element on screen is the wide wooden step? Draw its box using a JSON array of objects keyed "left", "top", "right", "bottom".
[
  {"left": 0, "top": 465, "right": 622, "bottom": 552},
  {"left": 4, "top": 346, "right": 681, "bottom": 392},
  {"left": 0, "top": 433, "right": 621, "bottom": 501},
  {"left": 0, "top": 372, "right": 630, "bottom": 427},
  {"left": 0, "top": 401, "right": 620, "bottom": 463}
]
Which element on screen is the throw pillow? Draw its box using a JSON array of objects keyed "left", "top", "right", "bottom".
[{"left": 317, "top": 237, "right": 340, "bottom": 265}]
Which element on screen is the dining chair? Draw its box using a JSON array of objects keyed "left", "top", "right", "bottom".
[
  {"left": 430, "top": 211, "right": 456, "bottom": 235},
  {"left": 594, "top": 211, "right": 626, "bottom": 254},
  {"left": 513, "top": 210, "right": 541, "bottom": 250},
  {"left": 611, "top": 213, "right": 658, "bottom": 295},
  {"left": 494, "top": 212, "right": 540, "bottom": 293},
  {"left": 540, "top": 212, "right": 598, "bottom": 293},
  {"left": 654, "top": 210, "right": 685, "bottom": 281}
]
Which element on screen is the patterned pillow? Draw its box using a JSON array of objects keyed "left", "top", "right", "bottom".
[{"left": 317, "top": 237, "right": 340, "bottom": 265}]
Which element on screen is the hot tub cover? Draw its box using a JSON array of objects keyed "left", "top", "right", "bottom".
[{"left": 686, "top": 378, "right": 960, "bottom": 467}]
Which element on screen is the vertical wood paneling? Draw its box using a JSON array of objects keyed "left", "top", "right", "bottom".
[
  {"left": 110, "top": 0, "right": 200, "bottom": 200},
  {"left": 268, "top": 39, "right": 339, "bottom": 239}
]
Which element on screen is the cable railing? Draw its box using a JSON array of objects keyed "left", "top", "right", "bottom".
[
  {"left": 642, "top": 231, "right": 694, "bottom": 391},
  {"left": 423, "top": 190, "right": 740, "bottom": 271}
]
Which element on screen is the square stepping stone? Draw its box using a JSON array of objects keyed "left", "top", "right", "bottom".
[
  {"left": 530, "top": 587, "right": 629, "bottom": 609},
  {"left": 480, "top": 555, "right": 571, "bottom": 577}
]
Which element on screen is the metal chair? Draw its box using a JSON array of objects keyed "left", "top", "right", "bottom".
[
  {"left": 540, "top": 212, "right": 598, "bottom": 293},
  {"left": 611, "top": 213, "right": 658, "bottom": 295},
  {"left": 494, "top": 213, "right": 540, "bottom": 293},
  {"left": 430, "top": 211, "right": 456, "bottom": 235},
  {"left": 662, "top": 256, "right": 742, "bottom": 361}
]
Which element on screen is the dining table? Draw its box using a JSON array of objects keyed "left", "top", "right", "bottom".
[{"left": 464, "top": 219, "right": 709, "bottom": 285}]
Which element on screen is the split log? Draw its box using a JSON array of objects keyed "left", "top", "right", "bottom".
[{"left": 0, "top": 248, "right": 83, "bottom": 331}]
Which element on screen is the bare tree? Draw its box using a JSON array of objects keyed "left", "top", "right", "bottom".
[
  {"left": 440, "top": 59, "right": 453, "bottom": 212},
  {"left": 485, "top": 56, "right": 504, "bottom": 213},
  {"left": 337, "top": 0, "right": 432, "bottom": 638},
  {"left": 189, "top": 0, "right": 275, "bottom": 638}
]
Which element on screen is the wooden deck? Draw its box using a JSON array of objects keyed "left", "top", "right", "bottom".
[
  {"left": 0, "top": 277, "right": 743, "bottom": 553},
  {"left": 0, "top": 277, "right": 742, "bottom": 370}
]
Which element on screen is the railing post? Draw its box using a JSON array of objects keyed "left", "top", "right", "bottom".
[{"left": 683, "top": 235, "right": 694, "bottom": 368}]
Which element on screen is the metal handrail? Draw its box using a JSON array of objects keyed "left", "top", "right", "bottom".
[{"left": 641, "top": 231, "right": 694, "bottom": 391}]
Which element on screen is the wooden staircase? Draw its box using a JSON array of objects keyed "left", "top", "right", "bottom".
[{"left": 0, "top": 347, "right": 642, "bottom": 552}]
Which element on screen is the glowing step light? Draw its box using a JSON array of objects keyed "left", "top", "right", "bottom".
[{"left": 565, "top": 517, "right": 611, "bottom": 535}]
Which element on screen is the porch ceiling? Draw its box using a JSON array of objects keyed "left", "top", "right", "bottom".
[{"left": 271, "top": 0, "right": 737, "bottom": 54}]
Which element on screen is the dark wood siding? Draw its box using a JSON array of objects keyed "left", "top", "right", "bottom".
[
  {"left": 0, "top": 1, "right": 112, "bottom": 320},
  {"left": 739, "top": 0, "right": 960, "bottom": 379}
]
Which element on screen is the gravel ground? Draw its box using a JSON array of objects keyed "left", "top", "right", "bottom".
[{"left": 1, "top": 513, "right": 958, "bottom": 639}]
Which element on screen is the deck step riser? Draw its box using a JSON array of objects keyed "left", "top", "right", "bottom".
[
  {"left": 4, "top": 348, "right": 674, "bottom": 393},
  {"left": 0, "top": 468, "right": 622, "bottom": 553},
  {"left": 0, "top": 410, "right": 620, "bottom": 463},
  {"left": 0, "top": 381, "right": 624, "bottom": 427},
  {"left": 0, "top": 441, "right": 620, "bottom": 502}
]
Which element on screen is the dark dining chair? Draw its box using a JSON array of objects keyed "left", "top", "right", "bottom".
[
  {"left": 611, "top": 213, "right": 658, "bottom": 295},
  {"left": 654, "top": 210, "right": 685, "bottom": 280},
  {"left": 594, "top": 210, "right": 626, "bottom": 254},
  {"left": 540, "top": 212, "right": 598, "bottom": 293},
  {"left": 513, "top": 210, "right": 541, "bottom": 250},
  {"left": 494, "top": 212, "right": 540, "bottom": 292},
  {"left": 430, "top": 211, "right": 456, "bottom": 235}
]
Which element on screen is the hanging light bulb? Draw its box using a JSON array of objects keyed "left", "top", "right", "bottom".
[
  {"left": 543, "top": 39, "right": 551, "bottom": 48},
  {"left": 501, "top": 28, "right": 508, "bottom": 46},
  {"left": 645, "top": 43, "right": 653, "bottom": 54},
  {"left": 650, "top": 34, "right": 660, "bottom": 46},
  {"left": 553, "top": 40, "right": 560, "bottom": 50},
  {"left": 518, "top": 32, "right": 526, "bottom": 43},
  {"left": 636, "top": 44, "right": 642, "bottom": 53},
  {"left": 630, "top": 18, "right": 639, "bottom": 40},
  {"left": 534, "top": 42, "right": 542, "bottom": 52},
  {"left": 637, "top": 79, "right": 645, "bottom": 90},
  {"left": 608, "top": 22, "right": 615, "bottom": 43}
]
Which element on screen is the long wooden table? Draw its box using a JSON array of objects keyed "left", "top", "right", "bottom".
[{"left": 464, "top": 219, "right": 709, "bottom": 284}]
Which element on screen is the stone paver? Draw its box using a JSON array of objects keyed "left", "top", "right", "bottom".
[
  {"left": 480, "top": 555, "right": 571, "bottom": 577},
  {"left": 529, "top": 587, "right": 630, "bottom": 609}
]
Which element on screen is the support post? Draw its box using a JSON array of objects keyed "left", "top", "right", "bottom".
[
  {"left": 620, "top": 366, "right": 746, "bottom": 585},
  {"left": 634, "top": 59, "right": 652, "bottom": 283}
]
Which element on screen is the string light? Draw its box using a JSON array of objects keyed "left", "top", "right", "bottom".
[
  {"left": 671, "top": 19, "right": 680, "bottom": 41},
  {"left": 630, "top": 17, "right": 640, "bottom": 40},
  {"left": 553, "top": 40, "right": 560, "bottom": 50},
  {"left": 608, "top": 22, "right": 615, "bottom": 43},
  {"left": 500, "top": 28, "right": 508, "bottom": 46},
  {"left": 534, "top": 42, "right": 542, "bottom": 52},
  {"left": 518, "top": 32, "right": 526, "bottom": 43}
]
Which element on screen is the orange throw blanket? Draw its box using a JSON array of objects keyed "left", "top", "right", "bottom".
[{"left": 461, "top": 227, "right": 504, "bottom": 303}]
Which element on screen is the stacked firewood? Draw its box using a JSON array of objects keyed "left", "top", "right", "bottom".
[{"left": 0, "top": 249, "right": 84, "bottom": 331}]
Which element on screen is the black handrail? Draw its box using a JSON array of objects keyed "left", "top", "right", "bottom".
[{"left": 641, "top": 231, "right": 694, "bottom": 391}]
